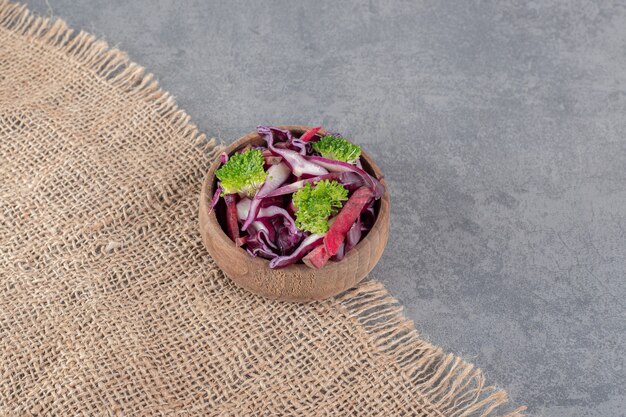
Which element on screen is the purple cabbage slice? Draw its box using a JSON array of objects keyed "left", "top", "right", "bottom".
[
  {"left": 237, "top": 198, "right": 300, "bottom": 236},
  {"left": 210, "top": 152, "right": 229, "bottom": 212},
  {"left": 361, "top": 200, "right": 376, "bottom": 231},
  {"left": 259, "top": 195, "right": 285, "bottom": 208},
  {"left": 240, "top": 217, "right": 279, "bottom": 260},
  {"left": 236, "top": 199, "right": 279, "bottom": 248},
  {"left": 344, "top": 218, "right": 362, "bottom": 253},
  {"left": 209, "top": 182, "right": 223, "bottom": 211},
  {"left": 258, "top": 125, "right": 329, "bottom": 177},
  {"left": 265, "top": 172, "right": 364, "bottom": 198},
  {"left": 287, "top": 200, "right": 296, "bottom": 216},
  {"left": 266, "top": 126, "right": 296, "bottom": 143},
  {"left": 245, "top": 231, "right": 279, "bottom": 260},
  {"left": 258, "top": 205, "right": 299, "bottom": 235},
  {"left": 237, "top": 198, "right": 302, "bottom": 254},
  {"left": 275, "top": 221, "right": 303, "bottom": 255},
  {"left": 305, "top": 155, "right": 384, "bottom": 199},
  {"left": 268, "top": 234, "right": 324, "bottom": 269},
  {"left": 241, "top": 162, "right": 291, "bottom": 231},
  {"left": 289, "top": 138, "right": 308, "bottom": 155},
  {"left": 254, "top": 219, "right": 277, "bottom": 249},
  {"left": 286, "top": 127, "right": 313, "bottom": 155}
]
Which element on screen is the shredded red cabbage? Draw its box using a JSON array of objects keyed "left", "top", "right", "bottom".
[
  {"left": 269, "top": 234, "right": 324, "bottom": 269},
  {"left": 212, "top": 126, "right": 385, "bottom": 269},
  {"left": 259, "top": 126, "right": 329, "bottom": 177},
  {"left": 209, "top": 183, "right": 222, "bottom": 211},
  {"left": 265, "top": 172, "right": 363, "bottom": 198},
  {"left": 241, "top": 162, "right": 291, "bottom": 231},
  {"left": 305, "top": 155, "right": 384, "bottom": 199}
]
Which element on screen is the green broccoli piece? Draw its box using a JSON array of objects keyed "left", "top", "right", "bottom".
[
  {"left": 215, "top": 149, "right": 267, "bottom": 197},
  {"left": 312, "top": 135, "right": 362, "bottom": 164},
  {"left": 293, "top": 180, "right": 348, "bottom": 234}
]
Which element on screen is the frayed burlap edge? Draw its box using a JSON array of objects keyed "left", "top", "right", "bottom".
[
  {"left": 0, "top": 1, "right": 525, "bottom": 415},
  {"left": 337, "top": 282, "right": 525, "bottom": 416},
  {"left": 0, "top": 0, "right": 212, "bottom": 155}
]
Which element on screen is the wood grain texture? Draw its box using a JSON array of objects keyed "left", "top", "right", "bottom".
[{"left": 199, "top": 126, "right": 390, "bottom": 302}]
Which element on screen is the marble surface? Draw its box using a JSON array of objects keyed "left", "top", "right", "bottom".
[{"left": 24, "top": 1, "right": 626, "bottom": 415}]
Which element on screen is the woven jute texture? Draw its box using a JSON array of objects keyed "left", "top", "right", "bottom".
[{"left": 0, "top": 2, "right": 525, "bottom": 415}]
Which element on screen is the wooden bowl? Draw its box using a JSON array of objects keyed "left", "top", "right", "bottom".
[{"left": 199, "top": 125, "right": 390, "bottom": 302}]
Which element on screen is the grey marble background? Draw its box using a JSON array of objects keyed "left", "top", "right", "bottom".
[{"left": 24, "top": 0, "right": 626, "bottom": 415}]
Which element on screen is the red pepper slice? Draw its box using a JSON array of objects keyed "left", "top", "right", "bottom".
[
  {"left": 324, "top": 186, "right": 373, "bottom": 256},
  {"left": 223, "top": 194, "right": 239, "bottom": 243},
  {"left": 299, "top": 126, "right": 322, "bottom": 142},
  {"left": 303, "top": 244, "right": 331, "bottom": 269}
]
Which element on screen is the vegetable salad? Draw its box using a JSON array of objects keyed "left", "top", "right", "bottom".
[{"left": 211, "top": 126, "right": 384, "bottom": 269}]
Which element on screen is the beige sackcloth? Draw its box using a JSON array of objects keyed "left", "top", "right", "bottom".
[{"left": 0, "top": 1, "right": 525, "bottom": 415}]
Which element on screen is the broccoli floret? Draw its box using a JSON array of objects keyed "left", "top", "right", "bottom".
[
  {"left": 216, "top": 149, "right": 267, "bottom": 197},
  {"left": 293, "top": 180, "right": 348, "bottom": 234},
  {"left": 312, "top": 135, "right": 361, "bottom": 164}
]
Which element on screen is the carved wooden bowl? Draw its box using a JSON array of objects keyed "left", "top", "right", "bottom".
[{"left": 199, "top": 126, "right": 390, "bottom": 302}]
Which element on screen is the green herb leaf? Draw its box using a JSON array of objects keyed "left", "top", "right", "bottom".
[
  {"left": 312, "top": 135, "right": 361, "bottom": 164},
  {"left": 293, "top": 180, "right": 348, "bottom": 234},
  {"left": 216, "top": 149, "right": 267, "bottom": 197}
]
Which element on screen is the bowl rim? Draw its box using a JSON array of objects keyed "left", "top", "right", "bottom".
[{"left": 201, "top": 125, "right": 389, "bottom": 273}]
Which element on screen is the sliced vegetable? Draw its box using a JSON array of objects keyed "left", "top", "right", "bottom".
[
  {"left": 216, "top": 148, "right": 267, "bottom": 197},
  {"left": 241, "top": 162, "right": 291, "bottom": 231},
  {"left": 236, "top": 198, "right": 252, "bottom": 220},
  {"left": 361, "top": 200, "right": 376, "bottom": 231},
  {"left": 287, "top": 200, "right": 297, "bottom": 216},
  {"left": 250, "top": 218, "right": 277, "bottom": 249},
  {"left": 275, "top": 221, "right": 303, "bottom": 255},
  {"left": 214, "top": 125, "right": 384, "bottom": 269},
  {"left": 344, "top": 218, "right": 362, "bottom": 253},
  {"left": 236, "top": 198, "right": 299, "bottom": 236},
  {"left": 245, "top": 224, "right": 279, "bottom": 260},
  {"left": 267, "top": 126, "right": 296, "bottom": 143},
  {"left": 223, "top": 194, "right": 239, "bottom": 242},
  {"left": 258, "top": 125, "right": 329, "bottom": 177},
  {"left": 330, "top": 242, "right": 346, "bottom": 262},
  {"left": 209, "top": 183, "right": 223, "bottom": 212},
  {"left": 312, "top": 135, "right": 361, "bottom": 164},
  {"left": 299, "top": 126, "right": 322, "bottom": 142},
  {"left": 259, "top": 206, "right": 299, "bottom": 234},
  {"left": 233, "top": 201, "right": 277, "bottom": 252},
  {"left": 292, "top": 180, "right": 348, "bottom": 234},
  {"left": 306, "top": 155, "right": 384, "bottom": 199},
  {"left": 210, "top": 152, "right": 228, "bottom": 212},
  {"left": 265, "top": 172, "right": 362, "bottom": 198},
  {"left": 259, "top": 195, "right": 286, "bottom": 208},
  {"left": 246, "top": 245, "right": 277, "bottom": 260},
  {"left": 303, "top": 244, "right": 331, "bottom": 269},
  {"left": 289, "top": 139, "right": 308, "bottom": 155},
  {"left": 324, "top": 186, "right": 373, "bottom": 256},
  {"left": 269, "top": 234, "right": 324, "bottom": 269}
]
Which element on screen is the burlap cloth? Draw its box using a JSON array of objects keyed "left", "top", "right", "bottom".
[{"left": 0, "top": 2, "right": 525, "bottom": 415}]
